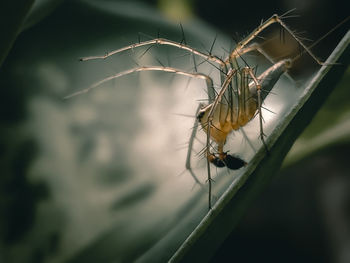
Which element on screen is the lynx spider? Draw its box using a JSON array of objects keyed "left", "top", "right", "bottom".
[{"left": 67, "top": 11, "right": 328, "bottom": 209}]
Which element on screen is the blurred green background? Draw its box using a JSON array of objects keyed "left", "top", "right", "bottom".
[{"left": 0, "top": 0, "right": 349, "bottom": 262}]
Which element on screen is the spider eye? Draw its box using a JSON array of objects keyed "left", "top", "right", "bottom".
[{"left": 196, "top": 110, "right": 205, "bottom": 121}]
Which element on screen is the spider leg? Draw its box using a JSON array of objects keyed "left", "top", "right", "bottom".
[
  {"left": 227, "top": 14, "right": 324, "bottom": 66},
  {"left": 205, "top": 68, "right": 238, "bottom": 209},
  {"left": 185, "top": 104, "right": 204, "bottom": 186},
  {"left": 80, "top": 38, "right": 227, "bottom": 68},
  {"left": 64, "top": 66, "right": 215, "bottom": 99}
]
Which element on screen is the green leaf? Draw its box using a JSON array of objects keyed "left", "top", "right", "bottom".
[
  {"left": 169, "top": 30, "right": 350, "bottom": 262},
  {"left": 284, "top": 65, "right": 350, "bottom": 166},
  {"left": 23, "top": 0, "right": 67, "bottom": 30}
]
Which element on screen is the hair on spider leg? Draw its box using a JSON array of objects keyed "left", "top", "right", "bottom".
[
  {"left": 209, "top": 34, "right": 218, "bottom": 55},
  {"left": 261, "top": 105, "right": 277, "bottom": 115},
  {"left": 137, "top": 32, "right": 155, "bottom": 41},
  {"left": 138, "top": 44, "right": 156, "bottom": 59},
  {"left": 179, "top": 23, "right": 187, "bottom": 45}
]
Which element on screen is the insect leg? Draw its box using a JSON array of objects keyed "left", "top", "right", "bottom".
[
  {"left": 185, "top": 104, "right": 204, "bottom": 186},
  {"left": 64, "top": 66, "right": 215, "bottom": 99},
  {"left": 246, "top": 68, "right": 267, "bottom": 150},
  {"left": 205, "top": 68, "right": 238, "bottom": 209},
  {"left": 227, "top": 14, "right": 323, "bottom": 65},
  {"left": 80, "top": 38, "right": 226, "bottom": 68},
  {"left": 231, "top": 43, "right": 278, "bottom": 66}
]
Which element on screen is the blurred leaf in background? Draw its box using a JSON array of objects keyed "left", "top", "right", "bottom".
[{"left": 0, "top": 0, "right": 34, "bottom": 66}]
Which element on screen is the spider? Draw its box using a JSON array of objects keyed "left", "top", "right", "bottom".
[{"left": 66, "top": 11, "right": 330, "bottom": 209}]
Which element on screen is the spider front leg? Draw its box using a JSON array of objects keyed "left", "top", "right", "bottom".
[
  {"left": 80, "top": 37, "right": 227, "bottom": 69},
  {"left": 184, "top": 104, "right": 204, "bottom": 186},
  {"left": 64, "top": 66, "right": 215, "bottom": 99},
  {"left": 227, "top": 13, "right": 324, "bottom": 66},
  {"left": 198, "top": 68, "right": 244, "bottom": 209}
]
